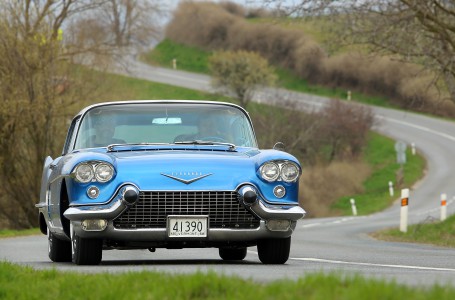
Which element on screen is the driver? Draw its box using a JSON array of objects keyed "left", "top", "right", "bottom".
[
  {"left": 88, "top": 115, "right": 126, "bottom": 147},
  {"left": 174, "top": 117, "right": 226, "bottom": 143}
]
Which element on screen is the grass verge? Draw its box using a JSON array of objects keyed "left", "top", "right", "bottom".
[
  {"left": 141, "top": 39, "right": 210, "bottom": 73},
  {"left": 332, "top": 132, "right": 426, "bottom": 215},
  {"left": 1, "top": 261, "right": 454, "bottom": 299},
  {"left": 372, "top": 214, "right": 455, "bottom": 248},
  {"left": 0, "top": 228, "right": 40, "bottom": 238}
]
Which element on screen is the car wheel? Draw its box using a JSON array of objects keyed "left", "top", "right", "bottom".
[
  {"left": 48, "top": 230, "right": 71, "bottom": 262},
  {"left": 219, "top": 247, "right": 247, "bottom": 261},
  {"left": 257, "top": 237, "right": 291, "bottom": 264},
  {"left": 70, "top": 223, "right": 102, "bottom": 265}
]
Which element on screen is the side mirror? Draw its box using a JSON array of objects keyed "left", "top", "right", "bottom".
[{"left": 273, "top": 142, "right": 286, "bottom": 151}]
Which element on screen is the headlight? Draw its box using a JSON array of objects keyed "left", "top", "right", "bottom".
[
  {"left": 259, "top": 160, "right": 301, "bottom": 183},
  {"left": 260, "top": 162, "right": 280, "bottom": 182},
  {"left": 281, "top": 162, "right": 300, "bottom": 182},
  {"left": 74, "top": 163, "right": 94, "bottom": 183},
  {"left": 73, "top": 161, "right": 115, "bottom": 183},
  {"left": 94, "top": 163, "right": 114, "bottom": 182}
]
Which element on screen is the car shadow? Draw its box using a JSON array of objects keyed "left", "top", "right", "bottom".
[{"left": 100, "top": 259, "right": 262, "bottom": 266}]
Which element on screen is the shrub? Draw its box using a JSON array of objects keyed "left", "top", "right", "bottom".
[
  {"left": 209, "top": 50, "right": 276, "bottom": 108},
  {"left": 219, "top": 1, "right": 246, "bottom": 17},
  {"left": 251, "top": 96, "right": 374, "bottom": 165},
  {"left": 299, "top": 161, "right": 371, "bottom": 217},
  {"left": 165, "top": 2, "right": 236, "bottom": 50},
  {"left": 319, "top": 100, "right": 374, "bottom": 162}
]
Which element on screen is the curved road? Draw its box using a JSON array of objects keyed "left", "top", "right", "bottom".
[{"left": 1, "top": 59, "right": 455, "bottom": 286}]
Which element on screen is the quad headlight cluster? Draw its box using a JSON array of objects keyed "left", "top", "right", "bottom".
[
  {"left": 259, "top": 161, "right": 300, "bottom": 183},
  {"left": 73, "top": 161, "right": 115, "bottom": 183}
]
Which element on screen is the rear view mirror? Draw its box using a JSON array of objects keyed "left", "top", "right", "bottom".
[{"left": 273, "top": 142, "right": 286, "bottom": 151}]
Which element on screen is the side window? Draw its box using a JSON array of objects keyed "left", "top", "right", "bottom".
[{"left": 62, "top": 116, "right": 80, "bottom": 155}]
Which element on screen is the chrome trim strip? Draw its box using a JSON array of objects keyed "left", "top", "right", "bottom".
[
  {"left": 160, "top": 173, "right": 213, "bottom": 184},
  {"left": 49, "top": 174, "right": 72, "bottom": 185},
  {"left": 64, "top": 197, "right": 126, "bottom": 221}
]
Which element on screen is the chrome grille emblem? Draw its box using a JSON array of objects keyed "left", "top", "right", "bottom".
[{"left": 160, "top": 172, "right": 213, "bottom": 184}]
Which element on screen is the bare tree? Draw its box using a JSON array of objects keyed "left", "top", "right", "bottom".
[
  {"left": 261, "top": 0, "right": 455, "bottom": 104},
  {"left": 319, "top": 100, "right": 374, "bottom": 162},
  {"left": 0, "top": 0, "right": 165, "bottom": 228},
  {"left": 337, "top": 0, "right": 455, "bottom": 104},
  {"left": 79, "top": 0, "right": 165, "bottom": 48}
]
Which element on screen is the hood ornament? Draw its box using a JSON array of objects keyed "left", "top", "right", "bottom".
[{"left": 161, "top": 172, "right": 213, "bottom": 184}]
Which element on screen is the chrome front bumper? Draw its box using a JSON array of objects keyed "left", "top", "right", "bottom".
[
  {"left": 72, "top": 220, "right": 297, "bottom": 241},
  {"left": 64, "top": 184, "right": 306, "bottom": 241}
]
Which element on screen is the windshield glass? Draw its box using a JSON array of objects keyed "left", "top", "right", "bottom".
[{"left": 73, "top": 103, "right": 257, "bottom": 149}]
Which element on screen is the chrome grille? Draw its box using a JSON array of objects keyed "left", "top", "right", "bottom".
[{"left": 113, "top": 191, "right": 260, "bottom": 229}]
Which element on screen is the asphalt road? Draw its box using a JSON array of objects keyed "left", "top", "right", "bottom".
[{"left": 1, "top": 58, "right": 455, "bottom": 286}]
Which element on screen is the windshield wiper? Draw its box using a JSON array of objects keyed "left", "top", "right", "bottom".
[
  {"left": 106, "top": 143, "right": 171, "bottom": 152},
  {"left": 174, "top": 140, "right": 236, "bottom": 151}
]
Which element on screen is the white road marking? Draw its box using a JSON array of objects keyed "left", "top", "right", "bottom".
[
  {"left": 289, "top": 257, "right": 455, "bottom": 272},
  {"left": 248, "top": 250, "right": 455, "bottom": 272},
  {"left": 376, "top": 115, "right": 455, "bottom": 143},
  {"left": 300, "top": 217, "right": 366, "bottom": 229}
]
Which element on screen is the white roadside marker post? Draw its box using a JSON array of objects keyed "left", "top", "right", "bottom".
[
  {"left": 389, "top": 181, "right": 394, "bottom": 197},
  {"left": 350, "top": 198, "right": 357, "bottom": 216},
  {"left": 400, "top": 189, "right": 409, "bottom": 233},
  {"left": 411, "top": 143, "right": 416, "bottom": 155},
  {"left": 441, "top": 193, "right": 447, "bottom": 221}
]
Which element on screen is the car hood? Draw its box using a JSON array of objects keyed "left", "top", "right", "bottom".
[{"left": 109, "top": 149, "right": 262, "bottom": 191}]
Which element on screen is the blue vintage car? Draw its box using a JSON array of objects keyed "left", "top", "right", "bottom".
[{"left": 36, "top": 100, "right": 306, "bottom": 265}]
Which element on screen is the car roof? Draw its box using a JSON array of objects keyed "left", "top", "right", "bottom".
[{"left": 76, "top": 100, "right": 249, "bottom": 117}]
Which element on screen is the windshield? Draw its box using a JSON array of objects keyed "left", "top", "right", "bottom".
[{"left": 73, "top": 103, "right": 257, "bottom": 149}]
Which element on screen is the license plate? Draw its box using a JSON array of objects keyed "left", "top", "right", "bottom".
[{"left": 167, "top": 216, "right": 208, "bottom": 238}]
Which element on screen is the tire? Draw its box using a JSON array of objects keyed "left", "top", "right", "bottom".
[
  {"left": 219, "top": 247, "right": 247, "bottom": 261},
  {"left": 71, "top": 224, "right": 103, "bottom": 265},
  {"left": 257, "top": 237, "right": 291, "bottom": 264},
  {"left": 48, "top": 231, "right": 71, "bottom": 262}
]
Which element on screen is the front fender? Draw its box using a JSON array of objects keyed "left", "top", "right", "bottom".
[{"left": 39, "top": 156, "right": 54, "bottom": 204}]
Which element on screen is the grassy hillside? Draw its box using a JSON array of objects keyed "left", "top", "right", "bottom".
[
  {"left": 332, "top": 132, "right": 426, "bottom": 215},
  {"left": 142, "top": 39, "right": 391, "bottom": 107}
]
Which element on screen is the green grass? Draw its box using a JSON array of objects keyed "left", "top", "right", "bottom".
[
  {"left": 373, "top": 214, "right": 455, "bottom": 248},
  {"left": 332, "top": 132, "right": 426, "bottom": 215},
  {"left": 1, "top": 261, "right": 454, "bottom": 300},
  {"left": 0, "top": 228, "right": 40, "bottom": 238},
  {"left": 141, "top": 39, "right": 210, "bottom": 73}
]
